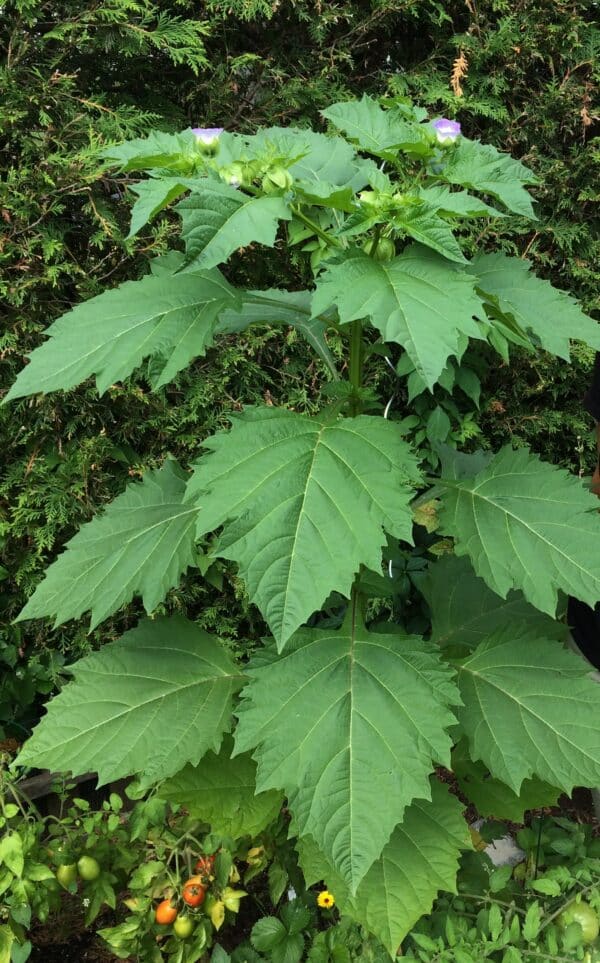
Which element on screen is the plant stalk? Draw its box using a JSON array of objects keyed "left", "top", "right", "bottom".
[{"left": 349, "top": 318, "right": 363, "bottom": 416}]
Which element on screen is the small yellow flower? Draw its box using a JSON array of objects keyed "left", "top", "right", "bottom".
[{"left": 317, "top": 890, "right": 335, "bottom": 909}]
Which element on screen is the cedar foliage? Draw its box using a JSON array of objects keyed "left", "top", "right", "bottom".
[{"left": 1, "top": 0, "right": 598, "bottom": 733}]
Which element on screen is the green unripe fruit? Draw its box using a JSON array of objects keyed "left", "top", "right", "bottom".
[
  {"left": 557, "top": 900, "right": 600, "bottom": 944},
  {"left": 56, "top": 863, "right": 77, "bottom": 888},
  {"left": 362, "top": 237, "right": 395, "bottom": 261},
  {"left": 77, "top": 855, "right": 101, "bottom": 881},
  {"left": 220, "top": 162, "right": 249, "bottom": 188},
  {"left": 261, "top": 167, "right": 293, "bottom": 194},
  {"left": 358, "top": 190, "right": 379, "bottom": 206},
  {"left": 174, "top": 915, "right": 195, "bottom": 939}
]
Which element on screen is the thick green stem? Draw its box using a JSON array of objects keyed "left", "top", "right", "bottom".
[
  {"left": 292, "top": 206, "right": 343, "bottom": 248},
  {"left": 349, "top": 318, "right": 363, "bottom": 416}
]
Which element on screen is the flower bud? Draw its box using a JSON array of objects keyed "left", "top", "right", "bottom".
[{"left": 191, "top": 127, "right": 224, "bottom": 154}]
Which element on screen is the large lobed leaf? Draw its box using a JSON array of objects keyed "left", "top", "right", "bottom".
[
  {"left": 161, "top": 739, "right": 283, "bottom": 838},
  {"left": 217, "top": 288, "right": 338, "bottom": 378},
  {"left": 473, "top": 252, "right": 600, "bottom": 358},
  {"left": 102, "top": 129, "right": 200, "bottom": 172},
  {"left": 16, "top": 617, "right": 243, "bottom": 787},
  {"left": 285, "top": 127, "right": 375, "bottom": 210},
  {"left": 439, "top": 445, "right": 600, "bottom": 616},
  {"left": 312, "top": 246, "right": 483, "bottom": 390},
  {"left": 419, "top": 185, "right": 503, "bottom": 218},
  {"left": 424, "top": 555, "right": 569, "bottom": 651},
  {"left": 188, "top": 407, "right": 421, "bottom": 647},
  {"left": 297, "top": 780, "right": 469, "bottom": 957},
  {"left": 453, "top": 625, "right": 600, "bottom": 794},
  {"left": 235, "top": 609, "right": 460, "bottom": 892},
  {"left": 439, "top": 138, "right": 537, "bottom": 218},
  {"left": 17, "top": 461, "right": 199, "bottom": 629},
  {"left": 5, "top": 270, "right": 239, "bottom": 400},
  {"left": 177, "top": 180, "right": 291, "bottom": 270},
  {"left": 321, "top": 95, "right": 430, "bottom": 158},
  {"left": 451, "top": 743, "right": 560, "bottom": 822}
]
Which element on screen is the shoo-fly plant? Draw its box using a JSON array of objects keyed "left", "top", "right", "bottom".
[{"left": 7, "top": 95, "right": 600, "bottom": 956}]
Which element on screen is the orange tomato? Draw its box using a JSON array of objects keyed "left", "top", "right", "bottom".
[{"left": 155, "top": 899, "right": 178, "bottom": 925}]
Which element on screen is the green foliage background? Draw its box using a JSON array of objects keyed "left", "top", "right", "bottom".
[{"left": 1, "top": 0, "right": 598, "bottom": 732}]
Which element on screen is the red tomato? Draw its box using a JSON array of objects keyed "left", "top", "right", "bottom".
[
  {"left": 195, "top": 855, "right": 215, "bottom": 879},
  {"left": 182, "top": 880, "right": 206, "bottom": 908}
]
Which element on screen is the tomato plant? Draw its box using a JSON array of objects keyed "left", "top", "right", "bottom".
[{"left": 8, "top": 96, "right": 600, "bottom": 955}]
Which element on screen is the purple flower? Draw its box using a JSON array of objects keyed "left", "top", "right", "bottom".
[
  {"left": 432, "top": 118, "right": 461, "bottom": 144},
  {"left": 191, "top": 127, "right": 224, "bottom": 146}
]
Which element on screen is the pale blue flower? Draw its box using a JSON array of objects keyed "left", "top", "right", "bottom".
[
  {"left": 432, "top": 118, "right": 461, "bottom": 144},
  {"left": 191, "top": 127, "right": 224, "bottom": 145}
]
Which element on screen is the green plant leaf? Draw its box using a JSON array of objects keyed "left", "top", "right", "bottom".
[
  {"left": 272, "top": 935, "right": 305, "bottom": 963},
  {"left": 419, "top": 186, "right": 503, "bottom": 218},
  {"left": 217, "top": 289, "right": 338, "bottom": 377},
  {"left": 391, "top": 208, "right": 467, "bottom": 263},
  {"left": 453, "top": 625, "right": 600, "bottom": 793},
  {"left": 280, "top": 902, "right": 311, "bottom": 936},
  {"left": 439, "top": 445, "right": 600, "bottom": 615},
  {"left": 16, "top": 616, "right": 242, "bottom": 787},
  {"left": 0, "top": 925, "right": 14, "bottom": 963},
  {"left": 189, "top": 407, "right": 421, "bottom": 647},
  {"left": 473, "top": 252, "right": 600, "bottom": 359},
  {"left": 102, "top": 129, "right": 200, "bottom": 171},
  {"left": 235, "top": 611, "right": 460, "bottom": 891},
  {"left": 127, "top": 176, "right": 191, "bottom": 237},
  {"left": 424, "top": 555, "right": 569, "bottom": 650},
  {"left": 439, "top": 138, "right": 537, "bottom": 218},
  {"left": 0, "top": 833, "right": 24, "bottom": 877},
  {"left": 285, "top": 128, "right": 366, "bottom": 211},
  {"left": 321, "top": 96, "right": 430, "bottom": 158},
  {"left": 161, "top": 739, "right": 283, "bottom": 837},
  {"left": 17, "top": 461, "right": 198, "bottom": 629},
  {"left": 312, "top": 246, "right": 483, "bottom": 389},
  {"left": 451, "top": 742, "right": 561, "bottom": 821},
  {"left": 251, "top": 917, "right": 287, "bottom": 952},
  {"left": 177, "top": 180, "right": 291, "bottom": 269},
  {"left": 298, "top": 780, "right": 469, "bottom": 956},
  {"left": 5, "top": 270, "right": 239, "bottom": 401}
]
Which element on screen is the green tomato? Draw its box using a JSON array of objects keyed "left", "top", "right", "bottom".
[
  {"left": 362, "top": 237, "right": 395, "bottom": 262},
  {"left": 56, "top": 863, "right": 77, "bottom": 888},
  {"left": 173, "top": 915, "right": 195, "bottom": 939},
  {"left": 202, "top": 892, "right": 217, "bottom": 916},
  {"left": 77, "top": 855, "right": 101, "bottom": 881},
  {"left": 557, "top": 900, "right": 600, "bottom": 944}
]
